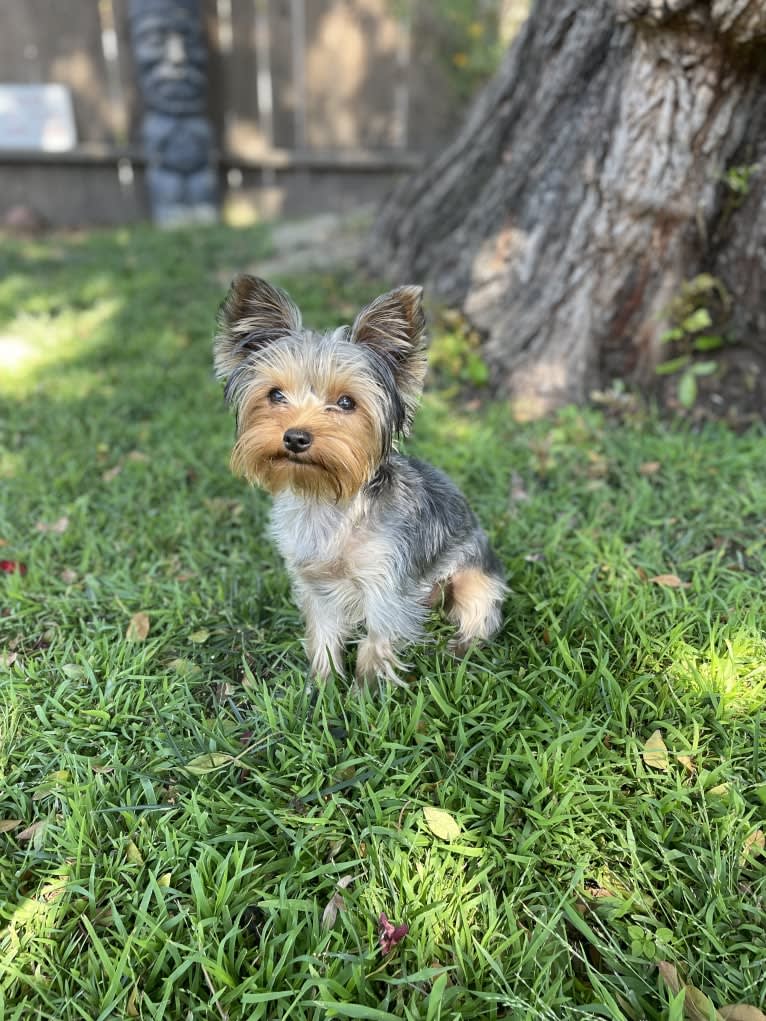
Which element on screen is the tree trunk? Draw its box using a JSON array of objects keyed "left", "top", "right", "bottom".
[{"left": 368, "top": 0, "right": 766, "bottom": 418}]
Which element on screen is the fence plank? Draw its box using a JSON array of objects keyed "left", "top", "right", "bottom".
[
  {"left": 0, "top": 0, "right": 117, "bottom": 143},
  {"left": 303, "top": 0, "right": 402, "bottom": 150},
  {"left": 0, "top": 162, "right": 144, "bottom": 225},
  {"left": 216, "top": 0, "right": 261, "bottom": 155},
  {"left": 269, "top": 0, "right": 297, "bottom": 150}
]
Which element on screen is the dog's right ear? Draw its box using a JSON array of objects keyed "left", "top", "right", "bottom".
[{"left": 214, "top": 275, "right": 302, "bottom": 383}]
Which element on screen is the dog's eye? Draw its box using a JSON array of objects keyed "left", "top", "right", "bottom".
[
  {"left": 268, "top": 388, "right": 287, "bottom": 404},
  {"left": 336, "top": 395, "right": 356, "bottom": 412}
]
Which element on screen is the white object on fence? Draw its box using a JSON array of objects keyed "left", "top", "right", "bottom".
[{"left": 0, "top": 84, "right": 77, "bottom": 152}]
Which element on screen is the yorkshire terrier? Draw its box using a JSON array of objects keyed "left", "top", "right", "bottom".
[{"left": 214, "top": 276, "right": 505, "bottom": 689}]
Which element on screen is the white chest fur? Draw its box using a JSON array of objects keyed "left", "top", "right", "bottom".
[
  {"left": 270, "top": 491, "right": 429, "bottom": 642},
  {"left": 271, "top": 491, "right": 367, "bottom": 576}
]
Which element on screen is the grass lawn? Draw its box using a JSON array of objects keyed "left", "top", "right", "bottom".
[{"left": 1, "top": 224, "right": 765, "bottom": 1021}]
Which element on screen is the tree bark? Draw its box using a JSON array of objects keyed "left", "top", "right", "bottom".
[{"left": 368, "top": 0, "right": 766, "bottom": 417}]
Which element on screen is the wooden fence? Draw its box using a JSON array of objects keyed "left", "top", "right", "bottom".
[{"left": 0, "top": 0, "right": 467, "bottom": 227}]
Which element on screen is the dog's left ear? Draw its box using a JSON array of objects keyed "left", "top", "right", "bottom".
[{"left": 349, "top": 286, "right": 427, "bottom": 432}]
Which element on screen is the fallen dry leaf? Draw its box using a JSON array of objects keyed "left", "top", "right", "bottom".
[
  {"left": 17, "top": 820, "right": 47, "bottom": 843},
  {"left": 740, "top": 829, "right": 765, "bottom": 865},
  {"left": 126, "top": 840, "right": 144, "bottom": 866},
  {"left": 321, "top": 874, "right": 357, "bottom": 929},
  {"left": 126, "top": 984, "right": 140, "bottom": 1018},
  {"left": 127, "top": 450, "right": 150, "bottom": 463},
  {"left": 642, "top": 730, "right": 670, "bottom": 772},
  {"left": 676, "top": 754, "right": 696, "bottom": 774},
  {"left": 184, "top": 751, "right": 234, "bottom": 775},
  {"left": 649, "top": 574, "right": 689, "bottom": 589},
  {"left": 719, "top": 1006, "right": 766, "bottom": 1021},
  {"left": 509, "top": 472, "right": 529, "bottom": 504},
  {"left": 657, "top": 961, "right": 682, "bottom": 995},
  {"left": 709, "top": 783, "right": 730, "bottom": 797},
  {"left": 378, "top": 912, "right": 409, "bottom": 954},
  {"left": 423, "top": 806, "right": 461, "bottom": 841},
  {"left": 585, "top": 451, "right": 609, "bottom": 479},
  {"left": 322, "top": 891, "right": 345, "bottom": 930},
  {"left": 203, "top": 498, "right": 244, "bottom": 518},
  {"left": 0, "top": 819, "right": 22, "bottom": 833},
  {"left": 102, "top": 464, "right": 123, "bottom": 483},
  {"left": 683, "top": 984, "right": 723, "bottom": 1021},
  {"left": 126, "top": 612, "right": 150, "bottom": 642},
  {"left": 60, "top": 568, "right": 78, "bottom": 584},
  {"left": 658, "top": 962, "right": 722, "bottom": 1021},
  {"left": 35, "top": 516, "right": 69, "bottom": 534},
  {"left": 639, "top": 461, "right": 661, "bottom": 475},
  {"left": 169, "top": 658, "right": 201, "bottom": 677},
  {"left": 189, "top": 629, "right": 210, "bottom": 644}
]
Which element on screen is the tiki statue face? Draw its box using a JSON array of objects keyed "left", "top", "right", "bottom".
[{"left": 130, "top": 0, "right": 208, "bottom": 116}]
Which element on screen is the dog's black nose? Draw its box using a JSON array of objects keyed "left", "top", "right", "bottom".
[{"left": 283, "top": 428, "right": 313, "bottom": 454}]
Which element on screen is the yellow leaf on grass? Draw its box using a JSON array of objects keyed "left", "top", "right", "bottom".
[
  {"left": 126, "top": 612, "right": 150, "bottom": 642},
  {"left": 676, "top": 754, "right": 696, "bottom": 774},
  {"left": 126, "top": 840, "right": 144, "bottom": 866},
  {"left": 169, "top": 658, "right": 201, "bottom": 677},
  {"left": 642, "top": 730, "right": 669, "bottom": 771},
  {"left": 0, "top": 819, "right": 21, "bottom": 833},
  {"left": 188, "top": 629, "right": 210, "bottom": 644},
  {"left": 639, "top": 461, "right": 661, "bottom": 475},
  {"left": 185, "top": 752, "right": 234, "bottom": 775},
  {"left": 126, "top": 984, "right": 140, "bottom": 1018},
  {"left": 740, "top": 829, "right": 765, "bottom": 864},
  {"left": 709, "top": 783, "right": 730, "bottom": 797},
  {"left": 423, "top": 807, "right": 461, "bottom": 841}
]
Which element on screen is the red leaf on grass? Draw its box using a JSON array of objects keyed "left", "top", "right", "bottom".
[
  {"left": 1, "top": 560, "right": 27, "bottom": 575},
  {"left": 378, "top": 912, "right": 409, "bottom": 954}
]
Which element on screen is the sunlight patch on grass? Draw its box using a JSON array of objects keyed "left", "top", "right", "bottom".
[
  {"left": 668, "top": 631, "right": 766, "bottom": 717},
  {"left": 0, "top": 297, "right": 121, "bottom": 394}
]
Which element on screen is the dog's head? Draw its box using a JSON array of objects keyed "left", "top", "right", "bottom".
[{"left": 214, "top": 276, "right": 427, "bottom": 502}]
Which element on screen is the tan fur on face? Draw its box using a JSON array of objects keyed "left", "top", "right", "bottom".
[{"left": 230, "top": 350, "right": 384, "bottom": 502}]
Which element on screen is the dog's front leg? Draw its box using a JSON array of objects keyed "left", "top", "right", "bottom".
[
  {"left": 355, "top": 632, "right": 408, "bottom": 690},
  {"left": 295, "top": 581, "right": 349, "bottom": 682},
  {"left": 354, "top": 587, "right": 426, "bottom": 691}
]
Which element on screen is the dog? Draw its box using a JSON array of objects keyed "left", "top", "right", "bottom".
[{"left": 214, "top": 276, "right": 505, "bottom": 689}]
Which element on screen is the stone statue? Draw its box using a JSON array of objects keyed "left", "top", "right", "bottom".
[{"left": 129, "top": 0, "right": 218, "bottom": 226}]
